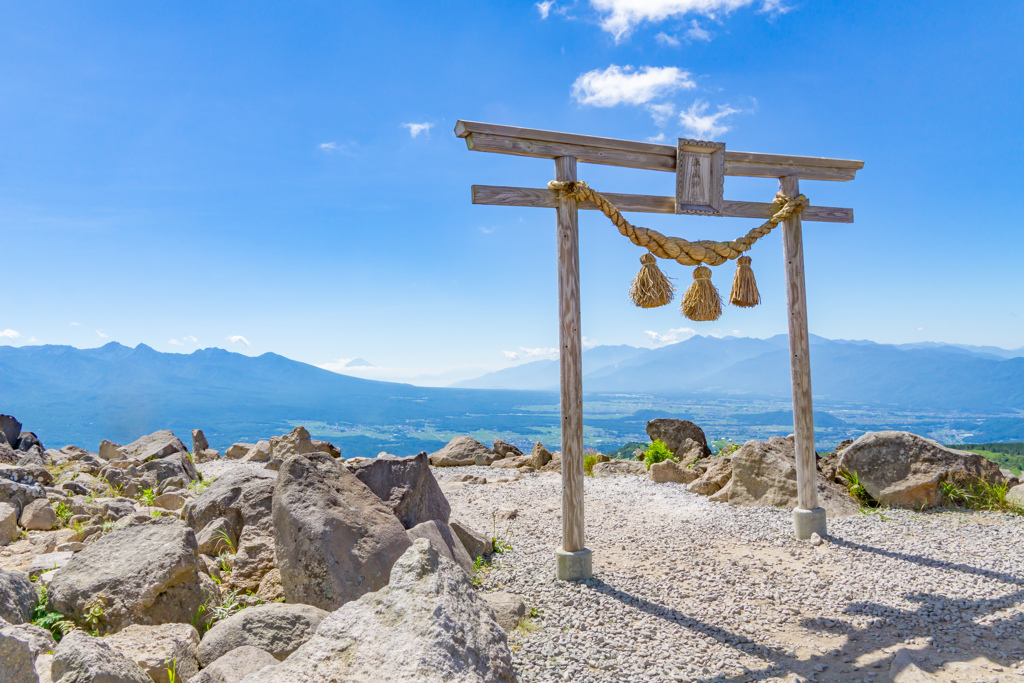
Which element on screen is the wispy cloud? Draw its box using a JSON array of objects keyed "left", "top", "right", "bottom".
[
  {"left": 655, "top": 31, "right": 680, "bottom": 46},
  {"left": 95, "top": 330, "right": 108, "bottom": 339},
  {"left": 679, "top": 99, "right": 739, "bottom": 138},
  {"left": 319, "top": 141, "right": 355, "bottom": 154},
  {"left": 69, "top": 322, "right": 80, "bottom": 327},
  {"left": 645, "top": 102, "right": 675, "bottom": 126},
  {"left": 591, "top": 0, "right": 771, "bottom": 41},
  {"left": 572, "top": 65, "right": 694, "bottom": 107},
  {"left": 582, "top": 336, "right": 598, "bottom": 350},
  {"left": 686, "top": 19, "right": 712, "bottom": 41},
  {"left": 401, "top": 122, "right": 433, "bottom": 138},
  {"left": 318, "top": 358, "right": 354, "bottom": 372},
  {"left": 169, "top": 335, "right": 198, "bottom": 347},
  {"left": 478, "top": 226, "right": 497, "bottom": 234},
  {"left": 644, "top": 326, "right": 697, "bottom": 345},
  {"left": 502, "top": 346, "right": 559, "bottom": 362},
  {"left": 0, "top": 329, "right": 21, "bottom": 339},
  {"left": 227, "top": 335, "right": 250, "bottom": 347},
  {"left": 536, "top": 0, "right": 555, "bottom": 18}
]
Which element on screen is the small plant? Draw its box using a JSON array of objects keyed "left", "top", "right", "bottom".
[
  {"left": 102, "top": 520, "right": 116, "bottom": 533},
  {"left": 218, "top": 552, "right": 233, "bottom": 575},
  {"left": 711, "top": 438, "right": 741, "bottom": 457},
  {"left": 941, "top": 476, "right": 1022, "bottom": 514},
  {"left": 139, "top": 488, "right": 157, "bottom": 507},
  {"left": 151, "top": 509, "right": 164, "bottom": 518},
  {"left": 583, "top": 454, "right": 599, "bottom": 477},
  {"left": 166, "top": 657, "right": 177, "bottom": 683},
  {"left": 642, "top": 440, "right": 676, "bottom": 471},
  {"left": 54, "top": 502, "right": 74, "bottom": 525},
  {"left": 841, "top": 470, "right": 877, "bottom": 508},
  {"left": 31, "top": 584, "right": 76, "bottom": 641},
  {"left": 188, "top": 477, "right": 214, "bottom": 496},
  {"left": 214, "top": 529, "right": 236, "bottom": 554},
  {"left": 490, "top": 512, "right": 513, "bottom": 554},
  {"left": 82, "top": 597, "right": 105, "bottom": 634},
  {"left": 71, "top": 520, "right": 87, "bottom": 542},
  {"left": 208, "top": 590, "right": 244, "bottom": 625}
]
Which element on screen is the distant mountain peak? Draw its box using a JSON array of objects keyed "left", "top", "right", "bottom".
[{"left": 345, "top": 358, "right": 374, "bottom": 368}]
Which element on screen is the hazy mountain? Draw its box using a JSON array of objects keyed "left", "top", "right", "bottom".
[
  {"left": 450, "top": 344, "right": 646, "bottom": 390},
  {"left": 344, "top": 358, "right": 374, "bottom": 367}
]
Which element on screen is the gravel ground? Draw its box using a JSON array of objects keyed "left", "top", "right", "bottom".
[{"left": 433, "top": 466, "right": 1024, "bottom": 683}]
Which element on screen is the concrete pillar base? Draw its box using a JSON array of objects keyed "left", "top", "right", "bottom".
[
  {"left": 793, "top": 507, "right": 827, "bottom": 540},
  {"left": 555, "top": 547, "right": 593, "bottom": 581}
]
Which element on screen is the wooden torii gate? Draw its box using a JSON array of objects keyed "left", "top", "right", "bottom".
[{"left": 455, "top": 120, "right": 863, "bottom": 580}]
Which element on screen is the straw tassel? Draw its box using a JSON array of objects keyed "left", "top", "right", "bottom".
[
  {"left": 629, "top": 253, "right": 675, "bottom": 308},
  {"left": 681, "top": 265, "right": 722, "bottom": 321},
  {"left": 729, "top": 255, "right": 760, "bottom": 308}
]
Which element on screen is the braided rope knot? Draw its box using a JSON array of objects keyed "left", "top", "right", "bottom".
[{"left": 548, "top": 180, "right": 808, "bottom": 267}]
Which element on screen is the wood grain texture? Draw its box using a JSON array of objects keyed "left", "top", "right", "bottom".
[
  {"left": 471, "top": 185, "right": 854, "bottom": 223},
  {"left": 779, "top": 175, "right": 819, "bottom": 512},
  {"left": 455, "top": 120, "right": 864, "bottom": 181},
  {"left": 555, "top": 156, "right": 585, "bottom": 553}
]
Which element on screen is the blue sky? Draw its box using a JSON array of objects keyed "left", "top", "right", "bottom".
[{"left": 2, "top": 1, "right": 1022, "bottom": 384}]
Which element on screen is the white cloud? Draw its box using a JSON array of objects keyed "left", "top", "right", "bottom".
[
  {"left": 0, "top": 329, "right": 21, "bottom": 339},
  {"left": 95, "top": 330, "right": 108, "bottom": 339},
  {"left": 227, "top": 335, "right": 250, "bottom": 347},
  {"left": 319, "top": 141, "right": 355, "bottom": 154},
  {"left": 502, "top": 350, "right": 520, "bottom": 361},
  {"left": 502, "top": 346, "right": 559, "bottom": 362},
  {"left": 537, "top": 0, "right": 555, "bottom": 18},
  {"left": 318, "top": 358, "right": 354, "bottom": 372},
  {"left": 572, "top": 65, "right": 694, "bottom": 107},
  {"left": 655, "top": 31, "right": 680, "bottom": 46},
  {"left": 401, "top": 122, "right": 433, "bottom": 138},
  {"left": 686, "top": 19, "right": 712, "bottom": 40},
  {"left": 644, "top": 326, "right": 697, "bottom": 345},
  {"left": 645, "top": 102, "right": 675, "bottom": 126},
  {"left": 591, "top": 0, "right": 763, "bottom": 40},
  {"left": 169, "top": 335, "right": 199, "bottom": 347},
  {"left": 678, "top": 99, "right": 739, "bottom": 138},
  {"left": 646, "top": 132, "right": 667, "bottom": 142},
  {"left": 479, "top": 226, "right": 497, "bottom": 234},
  {"left": 69, "top": 322, "right": 80, "bottom": 327},
  {"left": 169, "top": 339, "right": 183, "bottom": 346},
  {"left": 582, "top": 336, "right": 598, "bottom": 350}
]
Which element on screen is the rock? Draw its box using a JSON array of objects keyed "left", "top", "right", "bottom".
[
  {"left": 540, "top": 454, "right": 561, "bottom": 474},
  {"left": 272, "top": 452, "right": 412, "bottom": 610},
  {"left": 238, "top": 539, "right": 514, "bottom": 683},
  {"left": 242, "top": 441, "right": 271, "bottom": 463},
  {"left": 195, "top": 518, "right": 234, "bottom": 556},
  {"left": 428, "top": 436, "right": 499, "bottom": 467},
  {"left": 194, "top": 449, "right": 220, "bottom": 464},
  {"left": 346, "top": 452, "right": 450, "bottom": 529},
  {"left": 105, "top": 623, "right": 201, "bottom": 683},
  {"left": 56, "top": 542, "right": 87, "bottom": 553},
  {"left": 27, "top": 552, "right": 75, "bottom": 580},
  {"left": 189, "top": 645, "right": 279, "bottom": 683},
  {"left": 687, "top": 457, "right": 734, "bottom": 496},
  {"left": 99, "top": 440, "right": 126, "bottom": 461},
  {"left": 225, "top": 443, "right": 255, "bottom": 460},
  {"left": 492, "top": 440, "right": 522, "bottom": 458},
  {"left": 263, "top": 459, "right": 282, "bottom": 472},
  {"left": 646, "top": 418, "right": 711, "bottom": 458},
  {"left": 489, "top": 455, "right": 529, "bottom": 469},
  {"left": 51, "top": 630, "right": 152, "bottom": 683},
  {"left": 121, "top": 430, "right": 189, "bottom": 462},
  {"left": 495, "top": 507, "right": 518, "bottom": 522},
  {"left": 0, "top": 501, "right": 18, "bottom": 545},
  {"left": 0, "top": 441, "right": 20, "bottom": 465},
  {"left": 1007, "top": 483, "right": 1024, "bottom": 510},
  {"left": 837, "top": 431, "right": 1006, "bottom": 509},
  {"left": 310, "top": 440, "right": 341, "bottom": 458},
  {"left": 481, "top": 592, "right": 526, "bottom": 632},
  {"left": 16, "top": 431, "right": 44, "bottom": 453},
  {"left": 450, "top": 519, "right": 492, "bottom": 560},
  {"left": 228, "top": 526, "right": 276, "bottom": 592},
  {"left": 592, "top": 460, "right": 646, "bottom": 476},
  {"left": 17, "top": 450, "right": 47, "bottom": 468},
  {"left": 0, "top": 415, "right": 23, "bottom": 447},
  {"left": 197, "top": 603, "right": 329, "bottom": 666},
  {"left": 728, "top": 437, "right": 861, "bottom": 517},
  {"left": 648, "top": 459, "right": 699, "bottom": 484},
  {"left": 406, "top": 519, "right": 474, "bottom": 574},
  {"left": 0, "top": 619, "right": 56, "bottom": 683},
  {"left": 269, "top": 427, "right": 314, "bottom": 461},
  {"left": 192, "top": 430, "right": 210, "bottom": 454},
  {"left": 183, "top": 469, "right": 277, "bottom": 552},
  {"left": 256, "top": 569, "right": 284, "bottom": 603},
  {"left": 154, "top": 492, "right": 186, "bottom": 511},
  {"left": 0, "top": 569, "right": 37, "bottom": 624},
  {"left": 47, "top": 519, "right": 218, "bottom": 633},
  {"left": 889, "top": 648, "right": 940, "bottom": 683},
  {"left": 2, "top": 463, "right": 54, "bottom": 487},
  {"left": 529, "top": 442, "right": 552, "bottom": 469}
]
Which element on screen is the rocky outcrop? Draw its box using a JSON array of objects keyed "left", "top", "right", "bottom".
[
  {"left": 197, "top": 603, "right": 328, "bottom": 666},
  {"left": 190, "top": 645, "right": 279, "bottom": 683},
  {"left": 272, "top": 453, "right": 412, "bottom": 610},
  {"left": 48, "top": 518, "right": 218, "bottom": 633},
  {"left": 407, "top": 519, "right": 474, "bottom": 574},
  {"left": 0, "top": 569, "right": 37, "bottom": 624},
  {"left": 646, "top": 418, "right": 711, "bottom": 458},
  {"left": 242, "top": 441, "right": 271, "bottom": 463},
  {"left": 105, "top": 623, "right": 201, "bottom": 683},
  {"left": 1, "top": 501, "right": 19, "bottom": 545},
  {"left": 229, "top": 527, "right": 277, "bottom": 592},
  {"left": 183, "top": 469, "right": 277, "bottom": 553},
  {"left": 346, "top": 452, "right": 450, "bottom": 529},
  {"left": 238, "top": 539, "right": 514, "bottom": 683},
  {"left": 99, "top": 440, "right": 124, "bottom": 461},
  {"left": 121, "top": 430, "right": 189, "bottom": 462},
  {"left": 0, "top": 415, "right": 22, "bottom": 447},
  {"left": 837, "top": 431, "right": 1006, "bottom": 509},
  {"left": 225, "top": 443, "right": 254, "bottom": 460},
  {"left": 687, "top": 457, "right": 734, "bottom": 496},
  {"left": 492, "top": 440, "right": 522, "bottom": 458},
  {"left": 192, "top": 430, "right": 210, "bottom": 454},
  {"left": 529, "top": 442, "right": 552, "bottom": 469},
  {"left": 52, "top": 630, "right": 152, "bottom": 683},
  {"left": 269, "top": 427, "right": 314, "bottom": 461},
  {"left": 0, "top": 619, "right": 56, "bottom": 683},
  {"left": 428, "top": 437, "right": 500, "bottom": 467}
]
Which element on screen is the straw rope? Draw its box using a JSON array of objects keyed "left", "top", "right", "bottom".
[{"left": 547, "top": 180, "right": 807, "bottom": 266}]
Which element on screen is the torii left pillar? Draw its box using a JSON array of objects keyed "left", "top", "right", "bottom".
[{"left": 554, "top": 155, "right": 592, "bottom": 580}]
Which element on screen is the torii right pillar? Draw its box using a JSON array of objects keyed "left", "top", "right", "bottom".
[{"left": 780, "top": 175, "right": 827, "bottom": 539}]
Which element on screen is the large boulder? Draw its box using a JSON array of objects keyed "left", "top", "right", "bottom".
[
  {"left": 406, "top": 519, "right": 474, "bottom": 574},
  {"left": 837, "top": 431, "right": 1006, "bottom": 509},
  {"left": 492, "top": 440, "right": 522, "bottom": 458},
  {"left": 728, "top": 437, "right": 860, "bottom": 517},
  {"left": 0, "top": 569, "right": 37, "bottom": 624},
  {"left": 646, "top": 418, "right": 712, "bottom": 458},
  {"left": 0, "top": 415, "right": 23, "bottom": 447},
  {"left": 528, "top": 442, "right": 552, "bottom": 469},
  {"left": 0, "top": 619, "right": 56, "bottom": 683},
  {"left": 450, "top": 519, "right": 492, "bottom": 560},
  {"left": 183, "top": 469, "right": 277, "bottom": 552},
  {"left": 20, "top": 498, "right": 57, "bottom": 531},
  {"left": 192, "top": 430, "right": 210, "bottom": 454},
  {"left": 238, "top": 539, "right": 514, "bottom": 683},
  {"left": 190, "top": 645, "right": 279, "bottom": 683},
  {"left": 48, "top": 518, "right": 218, "bottom": 633},
  {"left": 1008, "top": 484, "right": 1024, "bottom": 510},
  {"left": 229, "top": 526, "right": 277, "bottom": 592},
  {"left": 121, "top": 430, "right": 189, "bottom": 462},
  {"left": 105, "top": 623, "right": 201, "bottom": 683},
  {"left": 225, "top": 443, "right": 255, "bottom": 460},
  {"left": 269, "top": 427, "right": 314, "bottom": 461},
  {"left": 272, "top": 453, "right": 412, "bottom": 610},
  {"left": 428, "top": 437, "right": 499, "bottom": 467},
  {"left": 99, "top": 440, "right": 125, "bottom": 461},
  {"left": 0, "top": 501, "right": 18, "bottom": 545},
  {"left": 687, "top": 457, "right": 734, "bottom": 496},
  {"left": 346, "top": 452, "right": 450, "bottom": 529},
  {"left": 52, "top": 630, "right": 152, "bottom": 683},
  {"left": 242, "top": 441, "right": 271, "bottom": 463},
  {"left": 648, "top": 459, "right": 699, "bottom": 484},
  {"left": 197, "top": 603, "right": 329, "bottom": 666}
]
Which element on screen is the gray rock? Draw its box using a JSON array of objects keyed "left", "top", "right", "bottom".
[
  {"left": 1007, "top": 483, "right": 1024, "bottom": 510},
  {"left": 55, "top": 542, "right": 87, "bottom": 553},
  {"left": 17, "top": 450, "right": 47, "bottom": 468},
  {"left": 0, "top": 619, "right": 56, "bottom": 683},
  {"left": 0, "top": 501, "right": 18, "bottom": 545},
  {"left": 648, "top": 459, "right": 699, "bottom": 484},
  {"left": 104, "top": 623, "right": 201, "bottom": 683},
  {"left": 194, "top": 449, "right": 220, "bottom": 464},
  {"left": 120, "top": 430, "right": 189, "bottom": 462},
  {"left": 263, "top": 458, "right": 282, "bottom": 472},
  {"left": 0, "top": 415, "right": 23, "bottom": 448},
  {"left": 153, "top": 492, "right": 186, "bottom": 511},
  {"left": 489, "top": 455, "right": 529, "bottom": 469},
  {"left": 837, "top": 431, "right": 1006, "bottom": 509},
  {"left": 27, "top": 552, "right": 75, "bottom": 580},
  {"left": 195, "top": 517, "right": 233, "bottom": 556},
  {"left": 347, "top": 451, "right": 450, "bottom": 529},
  {"left": 188, "top": 645, "right": 278, "bottom": 683},
  {"left": 197, "top": 603, "right": 328, "bottom": 666},
  {"left": 481, "top": 592, "right": 526, "bottom": 632},
  {"left": 225, "top": 443, "right": 255, "bottom": 460},
  {"left": 450, "top": 518, "right": 492, "bottom": 560},
  {"left": 52, "top": 630, "right": 152, "bottom": 683},
  {"left": 191, "top": 430, "right": 209, "bottom": 454},
  {"left": 139, "top": 452, "right": 199, "bottom": 491},
  {"left": 98, "top": 440, "right": 125, "bottom": 461},
  {"left": 229, "top": 526, "right": 276, "bottom": 592},
  {"left": 255, "top": 569, "right": 284, "bottom": 604},
  {"left": 529, "top": 442, "right": 552, "bottom": 469},
  {"left": 47, "top": 519, "right": 218, "bottom": 633},
  {"left": 237, "top": 539, "right": 514, "bottom": 683},
  {"left": 242, "top": 441, "right": 271, "bottom": 463},
  {"left": 272, "top": 452, "right": 411, "bottom": 610},
  {"left": 428, "top": 436, "right": 499, "bottom": 467},
  {"left": 492, "top": 440, "right": 522, "bottom": 458},
  {"left": 646, "top": 418, "right": 712, "bottom": 458},
  {"left": 592, "top": 460, "right": 646, "bottom": 476},
  {"left": 687, "top": 457, "right": 734, "bottom": 496},
  {"left": 310, "top": 440, "right": 341, "bottom": 458},
  {"left": 268, "top": 427, "right": 313, "bottom": 461},
  {"left": 16, "top": 431, "right": 44, "bottom": 453},
  {"left": 182, "top": 469, "right": 276, "bottom": 550},
  {"left": 407, "top": 519, "right": 474, "bottom": 574},
  {"left": 0, "top": 569, "right": 37, "bottom": 624},
  {"left": 0, "top": 441, "right": 19, "bottom": 465}
]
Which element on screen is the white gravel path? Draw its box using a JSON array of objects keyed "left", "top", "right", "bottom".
[{"left": 434, "top": 466, "right": 1024, "bottom": 683}]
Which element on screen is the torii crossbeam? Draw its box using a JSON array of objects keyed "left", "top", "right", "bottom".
[{"left": 456, "top": 120, "right": 863, "bottom": 580}]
